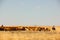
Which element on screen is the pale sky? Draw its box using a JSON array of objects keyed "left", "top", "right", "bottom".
[{"left": 0, "top": 0, "right": 60, "bottom": 26}]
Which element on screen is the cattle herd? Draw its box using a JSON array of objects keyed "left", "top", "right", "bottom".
[{"left": 0, "top": 25, "right": 56, "bottom": 31}]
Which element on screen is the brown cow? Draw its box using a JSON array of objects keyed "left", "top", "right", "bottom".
[
  {"left": 38, "top": 27, "right": 45, "bottom": 31},
  {"left": 17, "top": 27, "right": 26, "bottom": 31},
  {"left": 45, "top": 28, "right": 50, "bottom": 31},
  {"left": 3, "top": 27, "right": 17, "bottom": 31}
]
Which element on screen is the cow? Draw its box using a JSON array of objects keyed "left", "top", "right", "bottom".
[
  {"left": 25, "top": 27, "right": 33, "bottom": 31},
  {"left": 45, "top": 28, "right": 50, "bottom": 31},
  {"left": 52, "top": 25, "right": 56, "bottom": 30},
  {"left": 17, "top": 27, "right": 26, "bottom": 31},
  {"left": 0, "top": 25, "right": 4, "bottom": 31},
  {"left": 20, "top": 27, "right": 26, "bottom": 31},
  {"left": 3, "top": 27, "right": 16, "bottom": 31},
  {"left": 25, "top": 27, "right": 38, "bottom": 31},
  {"left": 0, "top": 27, "right": 4, "bottom": 31},
  {"left": 38, "top": 27, "right": 46, "bottom": 31}
]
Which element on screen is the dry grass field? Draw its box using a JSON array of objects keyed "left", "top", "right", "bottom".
[{"left": 0, "top": 26, "right": 60, "bottom": 40}]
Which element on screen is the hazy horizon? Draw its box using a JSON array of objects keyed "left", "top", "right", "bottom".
[{"left": 0, "top": 0, "right": 60, "bottom": 26}]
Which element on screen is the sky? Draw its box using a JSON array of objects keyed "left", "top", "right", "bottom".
[{"left": 0, "top": 0, "right": 60, "bottom": 26}]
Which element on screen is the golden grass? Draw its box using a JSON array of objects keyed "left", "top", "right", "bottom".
[{"left": 0, "top": 31, "right": 60, "bottom": 40}]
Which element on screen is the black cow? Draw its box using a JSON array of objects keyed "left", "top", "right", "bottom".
[{"left": 52, "top": 25, "right": 56, "bottom": 30}]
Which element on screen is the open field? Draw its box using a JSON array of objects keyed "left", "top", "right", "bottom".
[{"left": 0, "top": 31, "right": 60, "bottom": 40}]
